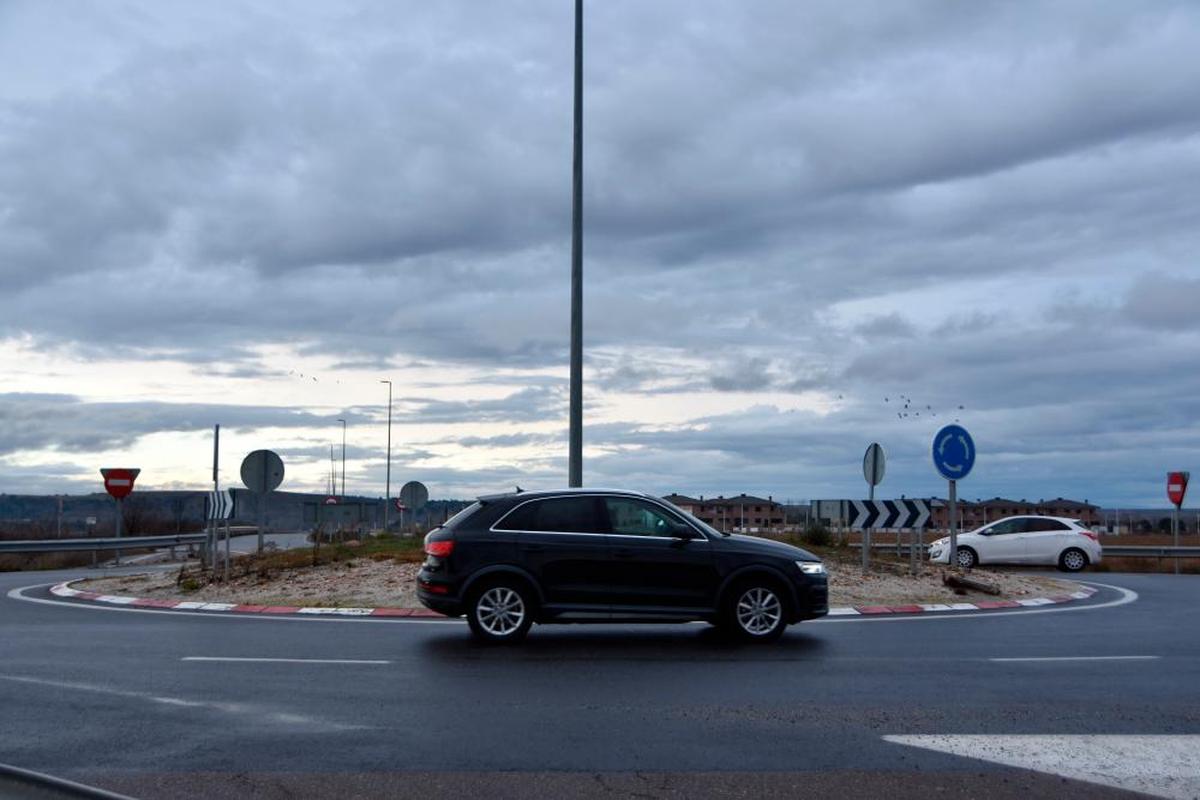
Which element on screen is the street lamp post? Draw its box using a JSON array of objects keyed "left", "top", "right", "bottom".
[
  {"left": 380, "top": 380, "right": 392, "bottom": 532},
  {"left": 567, "top": 0, "right": 584, "bottom": 488},
  {"left": 337, "top": 418, "right": 346, "bottom": 500}
]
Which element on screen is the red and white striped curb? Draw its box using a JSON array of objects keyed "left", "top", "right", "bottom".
[
  {"left": 50, "top": 581, "right": 1098, "bottom": 618},
  {"left": 50, "top": 581, "right": 444, "bottom": 617},
  {"left": 826, "top": 585, "right": 1098, "bottom": 616}
]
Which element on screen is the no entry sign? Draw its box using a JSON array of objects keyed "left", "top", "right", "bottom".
[
  {"left": 1167, "top": 472, "right": 1190, "bottom": 507},
  {"left": 100, "top": 467, "right": 140, "bottom": 499}
]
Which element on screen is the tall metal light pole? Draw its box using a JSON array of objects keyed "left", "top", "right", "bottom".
[
  {"left": 380, "top": 380, "right": 392, "bottom": 531},
  {"left": 337, "top": 418, "right": 346, "bottom": 500},
  {"left": 568, "top": 0, "right": 584, "bottom": 488}
]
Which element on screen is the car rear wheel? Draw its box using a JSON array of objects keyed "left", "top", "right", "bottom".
[
  {"left": 955, "top": 547, "right": 978, "bottom": 569},
  {"left": 467, "top": 581, "right": 534, "bottom": 643},
  {"left": 1058, "top": 548, "right": 1088, "bottom": 572},
  {"left": 722, "top": 580, "right": 789, "bottom": 642}
]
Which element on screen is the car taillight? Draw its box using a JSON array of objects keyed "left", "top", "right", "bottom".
[
  {"left": 424, "top": 538, "right": 454, "bottom": 558},
  {"left": 1079, "top": 530, "right": 1099, "bottom": 542}
]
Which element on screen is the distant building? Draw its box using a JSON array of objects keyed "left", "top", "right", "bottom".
[
  {"left": 933, "top": 496, "right": 1101, "bottom": 530},
  {"left": 662, "top": 493, "right": 784, "bottom": 532}
]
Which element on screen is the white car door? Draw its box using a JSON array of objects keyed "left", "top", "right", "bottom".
[
  {"left": 977, "top": 519, "right": 1024, "bottom": 563},
  {"left": 1021, "top": 518, "right": 1073, "bottom": 564}
]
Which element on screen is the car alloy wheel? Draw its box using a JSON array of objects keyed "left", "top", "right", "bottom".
[
  {"left": 955, "top": 548, "right": 977, "bottom": 569},
  {"left": 467, "top": 582, "right": 534, "bottom": 643},
  {"left": 477, "top": 587, "right": 525, "bottom": 636},
  {"left": 736, "top": 587, "right": 783, "bottom": 637},
  {"left": 1060, "top": 548, "right": 1087, "bottom": 572}
]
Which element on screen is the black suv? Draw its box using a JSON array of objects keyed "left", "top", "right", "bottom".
[{"left": 417, "top": 489, "right": 828, "bottom": 643}]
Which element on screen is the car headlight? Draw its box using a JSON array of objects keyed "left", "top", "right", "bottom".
[{"left": 796, "top": 561, "right": 826, "bottom": 575}]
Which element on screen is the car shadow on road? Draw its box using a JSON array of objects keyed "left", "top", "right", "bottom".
[{"left": 417, "top": 624, "right": 829, "bottom": 662}]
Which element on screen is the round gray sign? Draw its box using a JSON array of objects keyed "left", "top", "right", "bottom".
[
  {"left": 862, "top": 443, "right": 886, "bottom": 487},
  {"left": 399, "top": 480, "right": 429, "bottom": 512},
  {"left": 241, "top": 449, "right": 285, "bottom": 493}
]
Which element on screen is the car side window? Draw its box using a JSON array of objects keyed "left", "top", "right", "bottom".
[
  {"left": 495, "top": 497, "right": 602, "bottom": 533},
  {"left": 1024, "top": 518, "right": 1068, "bottom": 532},
  {"left": 605, "top": 498, "right": 683, "bottom": 537},
  {"left": 989, "top": 520, "right": 1020, "bottom": 535}
]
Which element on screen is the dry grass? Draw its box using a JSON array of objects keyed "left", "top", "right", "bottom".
[{"left": 80, "top": 533, "right": 1079, "bottom": 609}]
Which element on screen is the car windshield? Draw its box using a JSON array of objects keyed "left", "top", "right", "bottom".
[{"left": 680, "top": 509, "right": 727, "bottom": 537}]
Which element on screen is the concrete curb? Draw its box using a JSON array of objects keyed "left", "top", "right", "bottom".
[{"left": 50, "top": 580, "right": 1098, "bottom": 619}]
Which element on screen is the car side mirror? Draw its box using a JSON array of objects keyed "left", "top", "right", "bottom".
[{"left": 670, "top": 524, "right": 698, "bottom": 539}]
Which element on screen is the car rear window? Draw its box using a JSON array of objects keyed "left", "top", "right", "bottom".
[
  {"left": 442, "top": 502, "right": 482, "bottom": 530},
  {"left": 494, "top": 496, "right": 603, "bottom": 533}
]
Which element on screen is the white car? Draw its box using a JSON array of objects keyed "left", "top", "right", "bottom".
[{"left": 927, "top": 516, "right": 1102, "bottom": 572}]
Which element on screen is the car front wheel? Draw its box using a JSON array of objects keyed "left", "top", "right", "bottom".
[
  {"left": 955, "top": 547, "right": 978, "bottom": 569},
  {"left": 1058, "top": 548, "right": 1088, "bottom": 572},
  {"left": 723, "top": 580, "right": 789, "bottom": 642},
  {"left": 467, "top": 581, "right": 534, "bottom": 643}
]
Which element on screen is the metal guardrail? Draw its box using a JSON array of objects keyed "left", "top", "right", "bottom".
[
  {"left": 0, "top": 533, "right": 207, "bottom": 554},
  {"left": 1101, "top": 545, "right": 1200, "bottom": 558},
  {"left": 849, "top": 543, "right": 1200, "bottom": 558}
]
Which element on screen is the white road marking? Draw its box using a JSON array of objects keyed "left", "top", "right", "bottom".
[
  {"left": 885, "top": 734, "right": 1200, "bottom": 800},
  {"left": 814, "top": 581, "right": 1137, "bottom": 623},
  {"left": 990, "top": 655, "right": 1160, "bottom": 663},
  {"left": 182, "top": 657, "right": 390, "bottom": 665},
  {"left": 0, "top": 673, "right": 366, "bottom": 731}
]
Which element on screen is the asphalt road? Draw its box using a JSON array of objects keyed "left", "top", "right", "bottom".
[{"left": 0, "top": 570, "right": 1197, "bottom": 799}]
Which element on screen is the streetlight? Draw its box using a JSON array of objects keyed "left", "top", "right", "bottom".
[
  {"left": 380, "top": 380, "right": 392, "bottom": 532},
  {"left": 567, "top": 0, "right": 584, "bottom": 487},
  {"left": 337, "top": 418, "right": 346, "bottom": 500}
]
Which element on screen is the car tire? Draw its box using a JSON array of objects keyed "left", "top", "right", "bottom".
[
  {"left": 721, "top": 578, "right": 790, "bottom": 642},
  {"left": 1058, "top": 548, "right": 1088, "bottom": 572},
  {"left": 466, "top": 579, "right": 535, "bottom": 644},
  {"left": 955, "top": 547, "right": 978, "bottom": 569}
]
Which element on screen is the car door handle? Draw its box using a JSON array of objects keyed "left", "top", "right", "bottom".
[
  {"left": 521, "top": 544, "right": 545, "bottom": 553},
  {"left": 613, "top": 548, "right": 634, "bottom": 559}
]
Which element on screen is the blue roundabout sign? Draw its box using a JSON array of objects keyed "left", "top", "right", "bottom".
[{"left": 932, "top": 424, "right": 975, "bottom": 481}]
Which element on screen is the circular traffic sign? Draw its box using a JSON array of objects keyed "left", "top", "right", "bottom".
[
  {"left": 240, "top": 450, "right": 285, "bottom": 493},
  {"left": 932, "top": 424, "right": 975, "bottom": 481},
  {"left": 863, "top": 443, "right": 886, "bottom": 487},
  {"left": 100, "top": 467, "right": 140, "bottom": 499},
  {"left": 399, "top": 481, "right": 428, "bottom": 512}
]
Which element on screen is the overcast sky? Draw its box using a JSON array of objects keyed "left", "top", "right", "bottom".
[{"left": 1, "top": 1, "right": 1198, "bottom": 506}]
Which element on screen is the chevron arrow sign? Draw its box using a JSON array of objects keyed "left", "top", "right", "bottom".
[
  {"left": 849, "top": 499, "right": 930, "bottom": 529},
  {"left": 206, "top": 489, "right": 235, "bottom": 521}
]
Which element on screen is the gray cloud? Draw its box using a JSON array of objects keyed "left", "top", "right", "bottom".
[
  {"left": 2, "top": 2, "right": 1199, "bottom": 504},
  {"left": 0, "top": 393, "right": 370, "bottom": 457},
  {"left": 1123, "top": 273, "right": 1200, "bottom": 331}
]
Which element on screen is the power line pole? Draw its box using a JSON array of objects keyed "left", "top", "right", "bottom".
[
  {"left": 568, "top": 0, "right": 584, "bottom": 488},
  {"left": 337, "top": 418, "right": 346, "bottom": 500},
  {"left": 380, "top": 380, "right": 392, "bottom": 532}
]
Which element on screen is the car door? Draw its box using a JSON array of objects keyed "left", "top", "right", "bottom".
[
  {"left": 1020, "top": 518, "right": 1072, "bottom": 564},
  {"left": 492, "top": 495, "right": 611, "bottom": 611},
  {"left": 978, "top": 519, "right": 1024, "bottom": 563},
  {"left": 599, "top": 496, "right": 717, "bottom": 613}
]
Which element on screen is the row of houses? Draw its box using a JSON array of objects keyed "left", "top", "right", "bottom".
[
  {"left": 662, "top": 494, "right": 785, "bottom": 532},
  {"left": 661, "top": 493, "right": 1103, "bottom": 532}
]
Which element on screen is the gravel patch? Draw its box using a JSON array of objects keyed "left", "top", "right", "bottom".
[{"left": 80, "top": 557, "right": 1080, "bottom": 609}]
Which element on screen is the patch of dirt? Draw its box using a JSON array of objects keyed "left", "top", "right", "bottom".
[{"left": 80, "top": 557, "right": 1081, "bottom": 609}]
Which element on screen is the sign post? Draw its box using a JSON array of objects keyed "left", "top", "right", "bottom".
[
  {"left": 861, "top": 443, "right": 885, "bottom": 574},
  {"left": 100, "top": 468, "right": 140, "bottom": 565},
  {"left": 241, "top": 449, "right": 285, "bottom": 554},
  {"left": 932, "top": 424, "right": 975, "bottom": 570},
  {"left": 1168, "top": 471, "right": 1189, "bottom": 575},
  {"left": 399, "top": 481, "right": 429, "bottom": 536}
]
